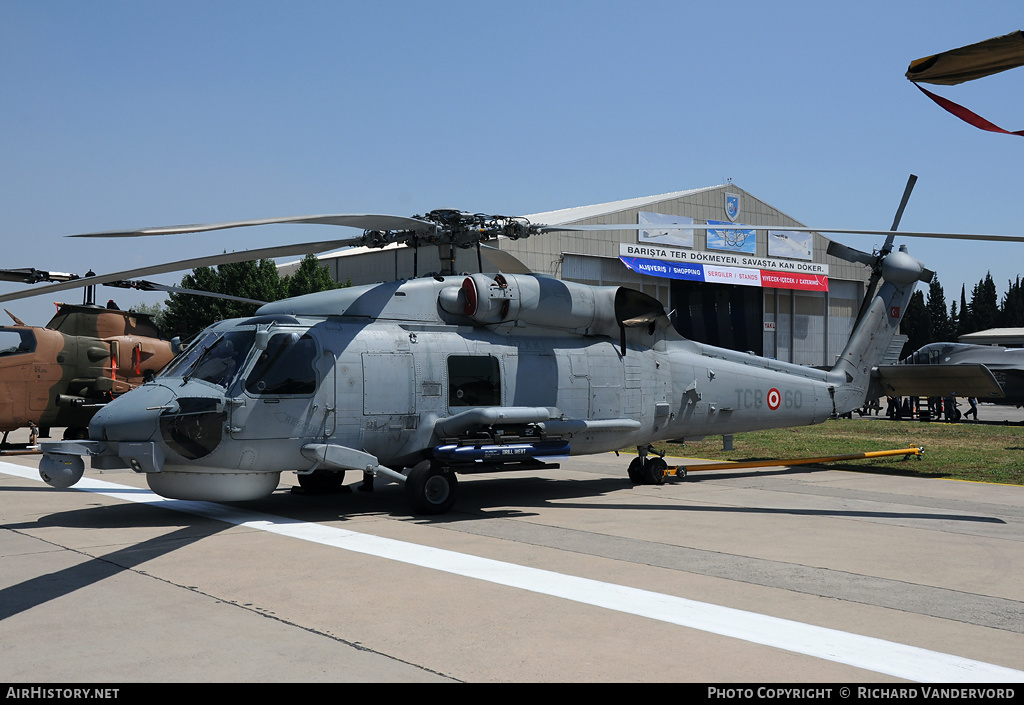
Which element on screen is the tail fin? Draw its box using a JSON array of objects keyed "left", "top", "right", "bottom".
[{"left": 829, "top": 245, "right": 930, "bottom": 413}]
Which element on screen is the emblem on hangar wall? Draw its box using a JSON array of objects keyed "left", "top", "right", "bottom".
[{"left": 725, "top": 192, "right": 740, "bottom": 222}]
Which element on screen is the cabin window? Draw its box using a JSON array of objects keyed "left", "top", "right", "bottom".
[
  {"left": 447, "top": 355, "right": 500, "bottom": 407},
  {"left": 245, "top": 332, "right": 317, "bottom": 395}
]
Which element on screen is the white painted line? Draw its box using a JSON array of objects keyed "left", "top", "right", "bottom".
[{"left": 3, "top": 461, "right": 1022, "bottom": 683}]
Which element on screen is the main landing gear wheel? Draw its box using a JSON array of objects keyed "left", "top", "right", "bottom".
[
  {"left": 406, "top": 460, "right": 458, "bottom": 515},
  {"left": 628, "top": 455, "right": 667, "bottom": 485},
  {"left": 645, "top": 457, "right": 667, "bottom": 485},
  {"left": 628, "top": 457, "right": 645, "bottom": 484}
]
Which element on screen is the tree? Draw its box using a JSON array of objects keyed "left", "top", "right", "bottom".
[
  {"left": 900, "top": 274, "right": 1023, "bottom": 351},
  {"left": 159, "top": 256, "right": 342, "bottom": 338},
  {"left": 1000, "top": 276, "right": 1024, "bottom": 328},
  {"left": 160, "top": 266, "right": 226, "bottom": 338},
  {"left": 926, "top": 277, "right": 952, "bottom": 342},
  {"left": 283, "top": 254, "right": 338, "bottom": 298},
  {"left": 900, "top": 290, "right": 928, "bottom": 358},
  {"left": 957, "top": 285, "right": 971, "bottom": 338},
  {"left": 132, "top": 301, "right": 167, "bottom": 338},
  {"left": 218, "top": 259, "right": 285, "bottom": 311},
  {"left": 968, "top": 272, "right": 999, "bottom": 333}
]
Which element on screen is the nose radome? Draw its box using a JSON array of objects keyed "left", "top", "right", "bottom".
[{"left": 89, "top": 384, "right": 177, "bottom": 442}]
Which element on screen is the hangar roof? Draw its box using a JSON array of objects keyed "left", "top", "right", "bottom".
[
  {"left": 959, "top": 327, "right": 1024, "bottom": 345},
  {"left": 524, "top": 186, "right": 723, "bottom": 225}
]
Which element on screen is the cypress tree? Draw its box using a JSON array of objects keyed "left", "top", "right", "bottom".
[
  {"left": 1000, "top": 276, "right": 1024, "bottom": 327},
  {"left": 901, "top": 290, "right": 929, "bottom": 358},
  {"left": 968, "top": 272, "right": 999, "bottom": 333},
  {"left": 926, "top": 277, "right": 951, "bottom": 342},
  {"left": 957, "top": 285, "right": 971, "bottom": 337}
]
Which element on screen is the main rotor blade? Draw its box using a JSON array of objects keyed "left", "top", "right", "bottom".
[
  {"left": 0, "top": 267, "right": 80, "bottom": 284},
  {"left": 538, "top": 223, "right": 1024, "bottom": 242},
  {"left": 104, "top": 280, "right": 267, "bottom": 305},
  {"left": 0, "top": 236, "right": 366, "bottom": 304},
  {"left": 70, "top": 214, "right": 436, "bottom": 238}
]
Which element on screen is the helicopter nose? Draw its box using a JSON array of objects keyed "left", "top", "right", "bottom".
[{"left": 89, "top": 384, "right": 177, "bottom": 442}]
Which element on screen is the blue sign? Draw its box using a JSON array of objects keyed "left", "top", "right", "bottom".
[{"left": 620, "top": 257, "right": 705, "bottom": 281}]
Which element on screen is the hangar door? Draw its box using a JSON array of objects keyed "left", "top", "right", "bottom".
[{"left": 670, "top": 280, "right": 763, "bottom": 355}]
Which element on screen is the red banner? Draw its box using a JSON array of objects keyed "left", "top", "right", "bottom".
[{"left": 759, "top": 271, "right": 830, "bottom": 292}]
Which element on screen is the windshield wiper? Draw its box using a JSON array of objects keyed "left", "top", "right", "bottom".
[{"left": 182, "top": 339, "right": 219, "bottom": 384}]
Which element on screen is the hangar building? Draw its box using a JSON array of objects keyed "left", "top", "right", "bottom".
[{"left": 282, "top": 184, "right": 875, "bottom": 366}]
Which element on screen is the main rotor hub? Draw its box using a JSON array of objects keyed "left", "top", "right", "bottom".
[
  {"left": 361, "top": 210, "right": 535, "bottom": 251},
  {"left": 418, "top": 210, "right": 534, "bottom": 247}
]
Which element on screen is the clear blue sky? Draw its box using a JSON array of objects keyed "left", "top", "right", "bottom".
[{"left": 2, "top": 1, "right": 1021, "bottom": 327}]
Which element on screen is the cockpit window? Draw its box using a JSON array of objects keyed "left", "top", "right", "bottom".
[
  {"left": 245, "top": 332, "right": 317, "bottom": 395},
  {"left": 161, "top": 329, "right": 218, "bottom": 378},
  {"left": 0, "top": 329, "right": 35, "bottom": 357},
  {"left": 902, "top": 342, "right": 969, "bottom": 365},
  {"left": 159, "top": 329, "right": 255, "bottom": 389}
]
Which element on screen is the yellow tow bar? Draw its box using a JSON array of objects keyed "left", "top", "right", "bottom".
[{"left": 666, "top": 444, "right": 924, "bottom": 478}]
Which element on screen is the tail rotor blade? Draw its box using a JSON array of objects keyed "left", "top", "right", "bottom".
[
  {"left": 890, "top": 174, "right": 918, "bottom": 232},
  {"left": 827, "top": 240, "right": 877, "bottom": 267},
  {"left": 882, "top": 174, "right": 918, "bottom": 256}
]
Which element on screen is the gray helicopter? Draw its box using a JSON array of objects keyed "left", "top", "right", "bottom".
[{"left": 4, "top": 194, "right": 1021, "bottom": 514}]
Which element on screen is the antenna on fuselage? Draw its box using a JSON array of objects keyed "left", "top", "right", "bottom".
[{"left": 83, "top": 270, "right": 96, "bottom": 306}]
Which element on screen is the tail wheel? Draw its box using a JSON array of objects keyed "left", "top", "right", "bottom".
[{"left": 406, "top": 460, "right": 458, "bottom": 515}]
